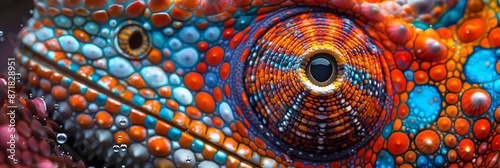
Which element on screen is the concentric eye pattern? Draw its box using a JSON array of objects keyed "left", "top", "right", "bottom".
[
  {"left": 115, "top": 24, "right": 151, "bottom": 59},
  {"left": 307, "top": 53, "right": 338, "bottom": 86},
  {"left": 244, "top": 12, "right": 390, "bottom": 160}
]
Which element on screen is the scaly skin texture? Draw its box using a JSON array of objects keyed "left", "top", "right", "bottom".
[{"left": 6, "top": 0, "right": 500, "bottom": 167}]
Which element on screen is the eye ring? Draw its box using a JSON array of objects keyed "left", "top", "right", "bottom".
[{"left": 114, "top": 23, "right": 152, "bottom": 59}]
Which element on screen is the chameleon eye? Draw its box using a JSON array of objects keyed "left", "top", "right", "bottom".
[
  {"left": 115, "top": 24, "right": 151, "bottom": 59},
  {"left": 306, "top": 53, "right": 338, "bottom": 86},
  {"left": 240, "top": 11, "right": 392, "bottom": 161}
]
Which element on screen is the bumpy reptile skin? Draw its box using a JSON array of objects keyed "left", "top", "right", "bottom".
[{"left": 9, "top": 0, "right": 500, "bottom": 167}]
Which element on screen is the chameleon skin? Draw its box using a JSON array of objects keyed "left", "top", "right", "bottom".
[{"left": 10, "top": 0, "right": 500, "bottom": 167}]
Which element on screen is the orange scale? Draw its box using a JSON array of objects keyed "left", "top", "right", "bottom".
[
  {"left": 163, "top": 60, "right": 176, "bottom": 73},
  {"left": 44, "top": 38, "right": 61, "bottom": 51},
  {"left": 78, "top": 66, "right": 95, "bottom": 77},
  {"left": 372, "top": 136, "right": 384, "bottom": 153},
  {"left": 173, "top": 112, "right": 191, "bottom": 129},
  {"left": 174, "top": 0, "right": 199, "bottom": 10},
  {"left": 461, "top": 88, "right": 491, "bottom": 117},
  {"left": 197, "top": 41, "right": 209, "bottom": 52},
  {"left": 98, "top": 76, "right": 118, "bottom": 89},
  {"left": 69, "top": 94, "right": 88, "bottom": 111},
  {"left": 188, "top": 120, "right": 207, "bottom": 136},
  {"left": 404, "top": 151, "right": 416, "bottom": 163},
  {"left": 488, "top": 28, "right": 500, "bottom": 48},
  {"left": 114, "top": 131, "right": 131, "bottom": 145},
  {"left": 205, "top": 46, "right": 225, "bottom": 66},
  {"left": 184, "top": 72, "right": 204, "bottom": 91},
  {"left": 28, "top": 72, "right": 40, "bottom": 87},
  {"left": 394, "top": 51, "right": 412, "bottom": 70},
  {"left": 445, "top": 77, "right": 462, "bottom": 93},
  {"left": 445, "top": 93, "right": 458, "bottom": 104},
  {"left": 472, "top": 119, "right": 491, "bottom": 140},
  {"left": 223, "top": 137, "right": 238, "bottom": 152},
  {"left": 195, "top": 92, "right": 215, "bottom": 113},
  {"left": 104, "top": 99, "right": 121, "bottom": 114},
  {"left": 254, "top": 137, "right": 267, "bottom": 149},
  {"left": 222, "top": 28, "right": 235, "bottom": 39},
  {"left": 429, "top": 64, "right": 447, "bottom": 81},
  {"left": 200, "top": 0, "right": 228, "bottom": 15},
  {"left": 229, "top": 32, "right": 243, "bottom": 49},
  {"left": 95, "top": 111, "right": 114, "bottom": 128},
  {"left": 147, "top": 48, "right": 163, "bottom": 64},
  {"left": 178, "top": 133, "right": 195, "bottom": 148},
  {"left": 83, "top": 0, "right": 108, "bottom": 10},
  {"left": 235, "top": 120, "right": 249, "bottom": 137},
  {"left": 213, "top": 117, "right": 224, "bottom": 128},
  {"left": 415, "top": 130, "right": 440, "bottom": 154},
  {"left": 492, "top": 135, "right": 500, "bottom": 151},
  {"left": 108, "top": 4, "right": 124, "bottom": 18},
  {"left": 144, "top": 100, "right": 162, "bottom": 114},
  {"left": 129, "top": 110, "right": 146, "bottom": 125},
  {"left": 186, "top": 106, "right": 202, "bottom": 119},
  {"left": 495, "top": 107, "right": 500, "bottom": 122},
  {"left": 437, "top": 117, "right": 452, "bottom": 131},
  {"left": 49, "top": 73, "right": 63, "bottom": 84},
  {"left": 458, "top": 139, "right": 475, "bottom": 161},
  {"left": 151, "top": 13, "right": 172, "bottom": 28},
  {"left": 497, "top": 60, "right": 500, "bottom": 76},
  {"left": 413, "top": 35, "right": 448, "bottom": 62},
  {"left": 391, "top": 69, "right": 407, "bottom": 93},
  {"left": 387, "top": 132, "right": 410, "bottom": 155},
  {"left": 220, "top": 63, "right": 231, "bottom": 80},
  {"left": 454, "top": 118, "right": 470, "bottom": 136},
  {"left": 147, "top": 136, "right": 171, "bottom": 156},
  {"left": 73, "top": 29, "right": 90, "bottom": 42},
  {"left": 128, "top": 73, "right": 147, "bottom": 88},
  {"left": 197, "top": 62, "right": 207, "bottom": 73},
  {"left": 148, "top": 0, "right": 172, "bottom": 12},
  {"left": 129, "top": 125, "right": 147, "bottom": 141},
  {"left": 226, "top": 156, "right": 241, "bottom": 168},
  {"left": 395, "top": 156, "right": 404, "bottom": 165},
  {"left": 447, "top": 149, "right": 457, "bottom": 162},
  {"left": 446, "top": 105, "right": 458, "bottom": 117},
  {"left": 413, "top": 70, "right": 429, "bottom": 84},
  {"left": 457, "top": 18, "right": 486, "bottom": 43},
  {"left": 51, "top": 85, "right": 69, "bottom": 101},
  {"left": 201, "top": 145, "right": 217, "bottom": 160},
  {"left": 386, "top": 21, "right": 413, "bottom": 45},
  {"left": 206, "top": 127, "right": 225, "bottom": 145},
  {"left": 125, "top": 1, "right": 146, "bottom": 18},
  {"left": 170, "top": 7, "right": 193, "bottom": 21},
  {"left": 48, "top": 7, "right": 61, "bottom": 17},
  {"left": 257, "top": 149, "right": 266, "bottom": 156},
  {"left": 139, "top": 88, "right": 156, "bottom": 99},
  {"left": 77, "top": 114, "right": 94, "bottom": 128},
  {"left": 91, "top": 10, "right": 109, "bottom": 23},
  {"left": 224, "top": 19, "right": 236, "bottom": 27},
  {"left": 213, "top": 87, "right": 223, "bottom": 102},
  {"left": 165, "top": 99, "right": 179, "bottom": 111},
  {"left": 62, "top": 0, "right": 81, "bottom": 7}
]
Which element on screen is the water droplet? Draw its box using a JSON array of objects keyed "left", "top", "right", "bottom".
[
  {"left": 466, "top": 30, "right": 470, "bottom": 34},
  {"left": 452, "top": 45, "right": 455, "bottom": 48},
  {"left": 186, "top": 156, "right": 191, "bottom": 163},
  {"left": 29, "top": 10, "right": 33, "bottom": 14},
  {"left": 120, "top": 144, "right": 127, "bottom": 151},
  {"left": 118, "top": 136, "right": 122, "bottom": 139},
  {"left": 121, "top": 165, "right": 125, "bottom": 168},
  {"left": 417, "top": 49, "right": 422, "bottom": 53},
  {"left": 112, "top": 145, "right": 120, "bottom": 152},
  {"left": 0, "top": 31, "right": 3, "bottom": 36},
  {"left": 56, "top": 133, "right": 67, "bottom": 144},
  {"left": 0, "top": 37, "right": 4, "bottom": 42}
]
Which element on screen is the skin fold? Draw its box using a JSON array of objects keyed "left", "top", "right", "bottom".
[{"left": 0, "top": 0, "right": 500, "bottom": 167}]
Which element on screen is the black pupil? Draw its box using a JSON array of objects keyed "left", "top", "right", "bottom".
[
  {"left": 129, "top": 32, "right": 143, "bottom": 49},
  {"left": 307, "top": 53, "right": 337, "bottom": 85}
]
